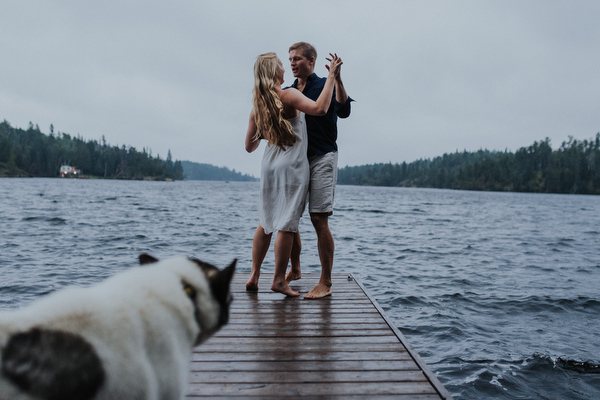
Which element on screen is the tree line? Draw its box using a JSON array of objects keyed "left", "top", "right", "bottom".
[
  {"left": 0, "top": 120, "right": 183, "bottom": 180},
  {"left": 180, "top": 161, "right": 256, "bottom": 182},
  {"left": 338, "top": 134, "right": 600, "bottom": 195}
]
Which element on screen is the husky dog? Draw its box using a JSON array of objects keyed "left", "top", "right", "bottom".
[{"left": 0, "top": 254, "right": 236, "bottom": 400}]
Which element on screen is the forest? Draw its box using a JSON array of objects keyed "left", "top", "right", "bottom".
[
  {"left": 338, "top": 134, "right": 600, "bottom": 195},
  {"left": 3, "top": 119, "right": 598, "bottom": 194},
  {"left": 180, "top": 161, "right": 256, "bottom": 182},
  {"left": 0, "top": 120, "right": 184, "bottom": 180}
]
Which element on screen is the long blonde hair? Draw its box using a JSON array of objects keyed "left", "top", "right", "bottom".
[{"left": 252, "top": 53, "right": 295, "bottom": 147}]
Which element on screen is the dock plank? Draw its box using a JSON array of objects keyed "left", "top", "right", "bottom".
[
  {"left": 186, "top": 273, "right": 453, "bottom": 399},
  {"left": 186, "top": 382, "right": 438, "bottom": 397},
  {"left": 191, "top": 350, "right": 414, "bottom": 363},
  {"left": 189, "top": 360, "right": 422, "bottom": 372}
]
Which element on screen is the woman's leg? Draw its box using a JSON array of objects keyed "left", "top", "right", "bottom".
[
  {"left": 286, "top": 229, "right": 302, "bottom": 282},
  {"left": 246, "top": 224, "right": 272, "bottom": 291},
  {"left": 271, "top": 230, "right": 299, "bottom": 296}
]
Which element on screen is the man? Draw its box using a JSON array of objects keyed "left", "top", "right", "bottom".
[{"left": 286, "top": 42, "right": 353, "bottom": 299}]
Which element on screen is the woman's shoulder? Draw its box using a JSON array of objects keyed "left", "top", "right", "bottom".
[
  {"left": 280, "top": 88, "right": 301, "bottom": 118},
  {"left": 280, "top": 87, "right": 305, "bottom": 108}
]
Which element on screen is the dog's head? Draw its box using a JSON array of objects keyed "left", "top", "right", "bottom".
[{"left": 139, "top": 253, "right": 236, "bottom": 345}]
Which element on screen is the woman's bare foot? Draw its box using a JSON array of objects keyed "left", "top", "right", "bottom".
[
  {"left": 246, "top": 274, "right": 259, "bottom": 291},
  {"left": 285, "top": 270, "right": 302, "bottom": 283},
  {"left": 271, "top": 280, "right": 300, "bottom": 297},
  {"left": 304, "top": 282, "right": 332, "bottom": 299}
]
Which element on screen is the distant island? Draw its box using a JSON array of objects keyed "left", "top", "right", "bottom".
[
  {"left": 0, "top": 120, "right": 255, "bottom": 182},
  {"left": 0, "top": 120, "right": 183, "bottom": 180},
  {"left": 180, "top": 161, "right": 256, "bottom": 182},
  {"left": 338, "top": 133, "right": 600, "bottom": 195}
]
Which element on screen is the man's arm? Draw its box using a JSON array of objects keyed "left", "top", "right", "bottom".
[
  {"left": 332, "top": 62, "right": 352, "bottom": 118},
  {"left": 335, "top": 75, "right": 348, "bottom": 105},
  {"left": 334, "top": 75, "right": 353, "bottom": 119},
  {"left": 325, "top": 53, "right": 351, "bottom": 117}
]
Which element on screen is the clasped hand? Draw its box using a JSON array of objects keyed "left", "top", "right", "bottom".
[{"left": 325, "top": 53, "right": 343, "bottom": 77}]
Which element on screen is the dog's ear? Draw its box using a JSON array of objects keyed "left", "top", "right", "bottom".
[
  {"left": 220, "top": 259, "right": 237, "bottom": 287},
  {"left": 188, "top": 258, "right": 218, "bottom": 277},
  {"left": 139, "top": 253, "right": 159, "bottom": 265},
  {"left": 209, "top": 259, "right": 236, "bottom": 305},
  {"left": 210, "top": 259, "right": 236, "bottom": 326}
]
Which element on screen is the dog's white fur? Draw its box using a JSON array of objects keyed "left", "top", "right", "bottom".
[{"left": 0, "top": 256, "right": 234, "bottom": 400}]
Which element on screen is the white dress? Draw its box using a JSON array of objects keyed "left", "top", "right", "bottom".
[{"left": 259, "top": 112, "right": 309, "bottom": 234}]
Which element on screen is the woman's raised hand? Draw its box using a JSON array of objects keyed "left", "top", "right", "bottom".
[{"left": 325, "top": 53, "right": 343, "bottom": 77}]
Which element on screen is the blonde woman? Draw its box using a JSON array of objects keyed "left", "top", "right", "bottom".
[{"left": 245, "top": 52, "right": 342, "bottom": 296}]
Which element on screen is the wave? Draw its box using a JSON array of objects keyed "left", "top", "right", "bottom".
[
  {"left": 335, "top": 207, "right": 403, "bottom": 215},
  {"left": 464, "top": 295, "right": 600, "bottom": 315},
  {"left": 522, "top": 353, "right": 600, "bottom": 374},
  {"left": 444, "top": 353, "right": 600, "bottom": 399},
  {"left": 538, "top": 296, "right": 598, "bottom": 313},
  {"left": 21, "top": 216, "right": 67, "bottom": 225},
  {"left": 557, "top": 357, "right": 600, "bottom": 374}
]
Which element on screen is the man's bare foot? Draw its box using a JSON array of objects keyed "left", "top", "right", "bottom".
[
  {"left": 246, "top": 275, "right": 259, "bottom": 291},
  {"left": 271, "top": 281, "right": 300, "bottom": 297},
  {"left": 285, "top": 270, "right": 302, "bottom": 283},
  {"left": 304, "top": 282, "right": 332, "bottom": 299}
]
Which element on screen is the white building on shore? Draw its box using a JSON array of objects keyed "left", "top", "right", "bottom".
[{"left": 59, "top": 165, "right": 82, "bottom": 177}]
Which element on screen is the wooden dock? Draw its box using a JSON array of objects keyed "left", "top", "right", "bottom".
[{"left": 186, "top": 273, "right": 453, "bottom": 399}]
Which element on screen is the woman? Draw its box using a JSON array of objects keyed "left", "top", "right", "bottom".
[{"left": 245, "top": 52, "right": 341, "bottom": 296}]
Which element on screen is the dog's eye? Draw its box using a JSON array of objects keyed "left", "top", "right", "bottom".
[{"left": 183, "top": 284, "right": 196, "bottom": 300}]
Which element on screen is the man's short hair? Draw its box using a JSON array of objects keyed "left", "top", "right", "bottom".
[{"left": 289, "top": 42, "right": 317, "bottom": 61}]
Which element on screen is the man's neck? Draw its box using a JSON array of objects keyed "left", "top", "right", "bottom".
[{"left": 295, "top": 72, "right": 313, "bottom": 92}]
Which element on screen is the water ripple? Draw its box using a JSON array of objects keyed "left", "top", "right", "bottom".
[{"left": 1, "top": 179, "right": 599, "bottom": 400}]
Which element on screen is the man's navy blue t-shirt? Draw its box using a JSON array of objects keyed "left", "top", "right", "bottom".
[{"left": 290, "top": 73, "right": 353, "bottom": 158}]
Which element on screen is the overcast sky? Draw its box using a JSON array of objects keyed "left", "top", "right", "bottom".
[{"left": 1, "top": 1, "right": 599, "bottom": 177}]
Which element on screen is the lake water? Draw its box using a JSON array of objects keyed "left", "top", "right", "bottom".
[{"left": 1, "top": 178, "right": 599, "bottom": 399}]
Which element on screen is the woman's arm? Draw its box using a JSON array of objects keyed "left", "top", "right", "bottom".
[
  {"left": 280, "top": 53, "right": 342, "bottom": 116},
  {"left": 245, "top": 111, "right": 260, "bottom": 153}
]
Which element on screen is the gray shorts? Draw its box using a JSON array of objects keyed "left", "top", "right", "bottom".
[{"left": 308, "top": 151, "right": 338, "bottom": 215}]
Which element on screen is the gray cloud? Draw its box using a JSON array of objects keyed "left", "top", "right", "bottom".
[{"left": 1, "top": 0, "right": 599, "bottom": 177}]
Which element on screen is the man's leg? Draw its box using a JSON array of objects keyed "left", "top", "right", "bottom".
[
  {"left": 304, "top": 213, "right": 333, "bottom": 298},
  {"left": 246, "top": 224, "right": 271, "bottom": 291},
  {"left": 305, "top": 152, "right": 337, "bottom": 299}
]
